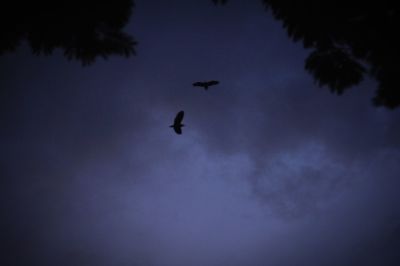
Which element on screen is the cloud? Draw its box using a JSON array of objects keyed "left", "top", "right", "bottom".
[{"left": 1, "top": 1, "right": 400, "bottom": 265}]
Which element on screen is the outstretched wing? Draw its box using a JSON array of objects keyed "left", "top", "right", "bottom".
[
  {"left": 174, "top": 111, "right": 184, "bottom": 124},
  {"left": 173, "top": 126, "right": 182, "bottom": 135},
  {"left": 206, "top": 80, "right": 219, "bottom": 86},
  {"left": 193, "top": 82, "right": 206, "bottom": 87}
]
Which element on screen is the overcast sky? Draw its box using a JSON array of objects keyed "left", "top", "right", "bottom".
[{"left": 1, "top": 1, "right": 400, "bottom": 265}]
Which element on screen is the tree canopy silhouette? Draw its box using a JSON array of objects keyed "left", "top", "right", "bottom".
[
  {"left": 215, "top": 0, "right": 400, "bottom": 109},
  {"left": 0, "top": 0, "right": 136, "bottom": 65},
  {"left": 2, "top": 0, "right": 399, "bottom": 108},
  {"left": 260, "top": 0, "right": 400, "bottom": 109},
  {"left": 212, "top": 0, "right": 228, "bottom": 5}
]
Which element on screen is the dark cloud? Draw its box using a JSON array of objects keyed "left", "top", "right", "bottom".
[{"left": 1, "top": 1, "right": 400, "bottom": 265}]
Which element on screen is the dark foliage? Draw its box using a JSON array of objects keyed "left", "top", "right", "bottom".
[
  {"left": 261, "top": 0, "right": 400, "bottom": 108},
  {"left": 2, "top": 0, "right": 399, "bottom": 108},
  {"left": 212, "top": 0, "right": 228, "bottom": 5},
  {"left": 305, "top": 48, "right": 366, "bottom": 95},
  {"left": 0, "top": 0, "right": 136, "bottom": 65},
  {"left": 216, "top": 0, "right": 400, "bottom": 108}
]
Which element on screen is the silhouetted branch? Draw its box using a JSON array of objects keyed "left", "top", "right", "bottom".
[
  {"left": 0, "top": 0, "right": 136, "bottom": 65},
  {"left": 212, "top": 0, "right": 228, "bottom": 5},
  {"left": 214, "top": 0, "right": 400, "bottom": 108}
]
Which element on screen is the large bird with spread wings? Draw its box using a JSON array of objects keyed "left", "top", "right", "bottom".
[
  {"left": 170, "top": 111, "right": 185, "bottom": 135},
  {"left": 192, "top": 80, "right": 219, "bottom": 90}
]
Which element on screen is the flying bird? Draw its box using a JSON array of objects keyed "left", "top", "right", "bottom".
[
  {"left": 170, "top": 111, "right": 185, "bottom": 135},
  {"left": 192, "top": 80, "right": 219, "bottom": 90}
]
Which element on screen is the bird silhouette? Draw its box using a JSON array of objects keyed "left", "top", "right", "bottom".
[
  {"left": 192, "top": 80, "right": 219, "bottom": 90},
  {"left": 170, "top": 111, "right": 185, "bottom": 135}
]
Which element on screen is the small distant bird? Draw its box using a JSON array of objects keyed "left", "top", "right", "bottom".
[
  {"left": 170, "top": 110, "right": 185, "bottom": 135},
  {"left": 192, "top": 80, "right": 219, "bottom": 90}
]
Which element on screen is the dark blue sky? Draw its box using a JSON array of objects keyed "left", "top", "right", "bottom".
[{"left": 1, "top": 1, "right": 400, "bottom": 265}]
